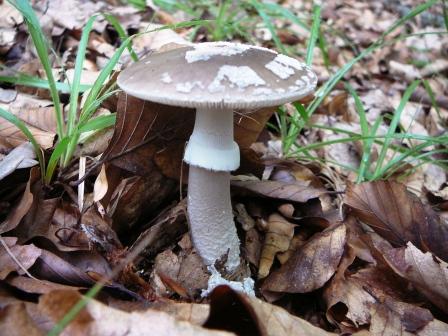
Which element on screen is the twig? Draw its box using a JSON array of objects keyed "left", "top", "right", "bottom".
[{"left": 0, "top": 235, "right": 40, "bottom": 281}]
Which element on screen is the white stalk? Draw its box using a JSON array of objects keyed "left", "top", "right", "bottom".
[
  {"left": 184, "top": 107, "right": 239, "bottom": 171},
  {"left": 184, "top": 107, "right": 241, "bottom": 271},
  {"left": 187, "top": 166, "right": 240, "bottom": 271}
]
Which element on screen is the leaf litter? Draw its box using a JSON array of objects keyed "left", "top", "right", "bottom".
[{"left": 0, "top": 0, "right": 447, "bottom": 335}]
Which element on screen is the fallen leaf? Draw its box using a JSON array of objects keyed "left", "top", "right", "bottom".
[
  {"left": 0, "top": 88, "right": 17, "bottom": 103},
  {"left": 258, "top": 213, "right": 295, "bottom": 279},
  {"left": 5, "top": 275, "right": 82, "bottom": 294},
  {"left": 0, "top": 303, "right": 43, "bottom": 336},
  {"left": 206, "top": 285, "right": 335, "bottom": 335},
  {"left": 0, "top": 142, "right": 37, "bottom": 180},
  {"left": 31, "top": 249, "right": 103, "bottom": 287},
  {"left": 130, "top": 200, "right": 187, "bottom": 259},
  {"left": 0, "top": 237, "right": 41, "bottom": 280},
  {"left": 34, "top": 0, "right": 105, "bottom": 31},
  {"left": 344, "top": 180, "right": 448, "bottom": 261},
  {"left": 368, "top": 297, "right": 445, "bottom": 336},
  {"left": 144, "top": 300, "right": 210, "bottom": 326},
  {"left": 324, "top": 274, "right": 375, "bottom": 328},
  {"left": 93, "top": 164, "right": 108, "bottom": 202},
  {"left": 0, "top": 167, "right": 36, "bottom": 234},
  {"left": 39, "top": 290, "right": 233, "bottom": 336},
  {"left": 232, "top": 180, "right": 326, "bottom": 203},
  {"left": 382, "top": 242, "right": 448, "bottom": 314},
  {"left": 262, "top": 224, "right": 346, "bottom": 293},
  {"left": 0, "top": 93, "right": 56, "bottom": 149}
]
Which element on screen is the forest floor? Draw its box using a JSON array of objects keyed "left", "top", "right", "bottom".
[{"left": 0, "top": 0, "right": 447, "bottom": 335}]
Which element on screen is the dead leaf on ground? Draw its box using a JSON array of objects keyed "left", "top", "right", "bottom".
[
  {"left": 5, "top": 275, "right": 82, "bottom": 294},
  {"left": 149, "top": 300, "right": 210, "bottom": 326},
  {"left": 258, "top": 213, "right": 295, "bottom": 279},
  {"left": 0, "top": 237, "right": 41, "bottom": 280},
  {"left": 0, "top": 93, "right": 56, "bottom": 149},
  {"left": 39, "top": 289, "right": 233, "bottom": 336},
  {"left": 0, "top": 142, "right": 37, "bottom": 181},
  {"left": 232, "top": 180, "right": 326, "bottom": 203},
  {"left": 262, "top": 223, "right": 346, "bottom": 293},
  {"left": 344, "top": 180, "right": 448, "bottom": 261},
  {"left": 206, "top": 285, "right": 335, "bottom": 336},
  {"left": 0, "top": 167, "right": 36, "bottom": 234},
  {"left": 0, "top": 303, "right": 43, "bottom": 336},
  {"left": 382, "top": 242, "right": 448, "bottom": 314},
  {"left": 369, "top": 296, "right": 448, "bottom": 336}
]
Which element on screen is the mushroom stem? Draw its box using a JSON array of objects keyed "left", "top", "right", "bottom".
[
  {"left": 184, "top": 107, "right": 241, "bottom": 271},
  {"left": 187, "top": 166, "right": 240, "bottom": 271},
  {"left": 184, "top": 107, "right": 239, "bottom": 171}
]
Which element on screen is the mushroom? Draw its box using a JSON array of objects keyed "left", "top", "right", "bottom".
[{"left": 117, "top": 42, "right": 317, "bottom": 272}]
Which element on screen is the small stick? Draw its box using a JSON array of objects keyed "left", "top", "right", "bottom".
[{"left": 78, "top": 156, "right": 86, "bottom": 211}]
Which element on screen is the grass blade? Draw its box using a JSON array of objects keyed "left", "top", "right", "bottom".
[
  {"left": 372, "top": 79, "right": 420, "bottom": 179},
  {"left": 104, "top": 14, "right": 139, "bottom": 62},
  {"left": 44, "top": 137, "right": 70, "bottom": 184},
  {"left": 306, "top": 5, "right": 321, "bottom": 66},
  {"left": 66, "top": 15, "right": 98, "bottom": 138},
  {"left": 248, "top": 0, "right": 287, "bottom": 53},
  {"left": 78, "top": 114, "right": 116, "bottom": 133},
  {"left": 8, "top": 0, "right": 65, "bottom": 138},
  {"left": 259, "top": 2, "right": 309, "bottom": 31},
  {"left": 307, "top": 0, "right": 437, "bottom": 118},
  {"left": 0, "top": 74, "right": 90, "bottom": 93}
]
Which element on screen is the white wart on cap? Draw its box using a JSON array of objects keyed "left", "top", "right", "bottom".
[{"left": 117, "top": 41, "right": 317, "bottom": 110}]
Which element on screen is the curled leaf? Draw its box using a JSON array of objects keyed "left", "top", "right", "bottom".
[{"left": 262, "top": 224, "right": 346, "bottom": 293}]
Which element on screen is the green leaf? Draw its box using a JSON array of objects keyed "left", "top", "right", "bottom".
[
  {"left": 44, "top": 137, "right": 70, "bottom": 184},
  {"left": 306, "top": 5, "right": 321, "bottom": 66},
  {"left": 372, "top": 79, "right": 420, "bottom": 179},
  {"left": 67, "top": 15, "right": 98, "bottom": 138},
  {"left": 78, "top": 114, "right": 116, "bottom": 133},
  {"left": 8, "top": 0, "right": 65, "bottom": 138}
]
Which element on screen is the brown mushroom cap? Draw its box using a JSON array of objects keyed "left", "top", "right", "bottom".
[{"left": 117, "top": 42, "right": 317, "bottom": 109}]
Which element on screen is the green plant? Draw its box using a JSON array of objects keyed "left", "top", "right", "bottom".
[
  {"left": 273, "top": 0, "right": 447, "bottom": 181},
  {"left": 1, "top": 0, "right": 125, "bottom": 184},
  {"left": 1, "top": 1, "right": 210, "bottom": 185},
  {"left": 153, "top": 0, "right": 310, "bottom": 49}
]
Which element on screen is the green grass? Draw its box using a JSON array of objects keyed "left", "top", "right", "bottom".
[
  {"left": 273, "top": 0, "right": 447, "bottom": 182},
  {"left": 1, "top": 1, "right": 211, "bottom": 185}
]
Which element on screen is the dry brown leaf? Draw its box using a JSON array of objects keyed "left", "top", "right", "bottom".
[
  {"left": 258, "top": 213, "right": 295, "bottom": 279},
  {"left": 206, "top": 285, "right": 335, "bottom": 336},
  {"left": 0, "top": 94, "right": 56, "bottom": 149},
  {"left": 130, "top": 200, "right": 187, "bottom": 258},
  {"left": 34, "top": 0, "right": 105, "bottom": 31},
  {"left": 244, "top": 227, "right": 262, "bottom": 267},
  {"left": 0, "top": 142, "right": 37, "bottom": 180},
  {"left": 383, "top": 242, "right": 448, "bottom": 314},
  {"left": 150, "top": 300, "right": 210, "bottom": 326},
  {"left": 0, "top": 167, "right": 36, "bottom": 234},
  {"left": 5, "top": 275, "right": 82, "bottom": 294},
  {"left": 0, "top": 237, "right": 41, "bottom": 280},
  {"left": 132, "top": 23, "right": 190, "bottom": 53},
  {"left": 39, "top": 290, "right": 233, "bottom": 336},
  {"left": 369, "top": 297, "right": 448, "bottom": 336},
  {"left": 262, "top": 224, "right": 346, "bottom": 293},
  {"left": 93, "top": 164, "right": 108, "bottom": 202},
  {"left": 0, "top": 303, "right": 43, "bottom": 336},
  {"left": 344, "top": 180, "right": 448, "bottom": 261},
  {"left": 232, "top": 180, "right": 326, "bottom": 203},
  {"left": 324, "top": 275, "right": 375, "bottom": 328}
]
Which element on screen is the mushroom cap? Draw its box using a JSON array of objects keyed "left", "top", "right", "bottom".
[{"left": 117, "top": 42, "right": 317, "bottom": 109}]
